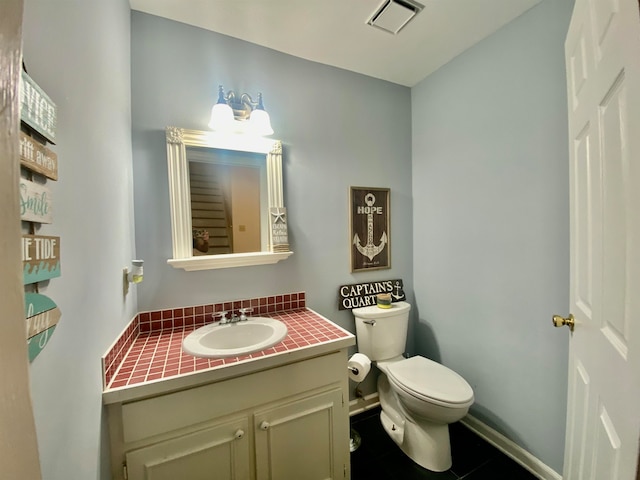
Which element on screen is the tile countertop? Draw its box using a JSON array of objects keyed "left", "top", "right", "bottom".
[{"left": 102, "top": 308, "right": 355, "bottom": 404}]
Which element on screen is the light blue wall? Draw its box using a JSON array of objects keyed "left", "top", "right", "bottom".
[
  {"left": 131, "top": 12, "right": 414, "bottom": 369},
  {"left": 21, "top": 0, "right": 136, "bottom": 479},
  {"left": 411, "top": 0, "right": 573, "bottom": 472}
]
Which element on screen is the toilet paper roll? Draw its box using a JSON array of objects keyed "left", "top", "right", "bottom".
[{"left": 348, "top": 353, "right": 371, "bottom": 383}]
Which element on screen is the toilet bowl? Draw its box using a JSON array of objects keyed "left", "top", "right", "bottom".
[
  {"left": 352, "top": 302, "right": 474, "bottom": 472},
  {"left": 377, "top": 355, "right": 473, "bottom": 471}
]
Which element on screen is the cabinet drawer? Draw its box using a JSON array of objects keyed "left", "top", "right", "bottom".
[{"left": 122, "top": 351, "right": 346, "bottom": 444}]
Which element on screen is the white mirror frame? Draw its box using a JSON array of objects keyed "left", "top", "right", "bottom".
[{"left": 165, "top": 127, "right": 293, "bottom": 270}]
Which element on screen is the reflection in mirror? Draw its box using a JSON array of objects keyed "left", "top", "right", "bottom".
[
  {"left": 187, "top": 147, "right": 267, "bottom": 255},
  {"left": 165, "top": 127, "right": 292, "bottom": 271}
]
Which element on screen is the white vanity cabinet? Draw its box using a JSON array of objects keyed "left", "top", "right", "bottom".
[
  {"left": 125, "top": 416, "right": 251, "bottom": 480},
  {"left": 106, "top": 350, "right": 350, "bottom": 480}
]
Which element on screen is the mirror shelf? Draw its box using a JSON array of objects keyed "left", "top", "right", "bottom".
[
  {"left": 165, "top": 127, "right": 292, "bottom": 270},
  {"left": 168, "top": 250, "right": 293, "bottom": 271}
]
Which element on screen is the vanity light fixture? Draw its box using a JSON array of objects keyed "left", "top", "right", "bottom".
[{"left": 208, "top": 85, "right": 274, "bottom": 136}]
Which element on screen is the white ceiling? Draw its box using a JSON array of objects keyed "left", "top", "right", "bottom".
[{"left": 129, "top": 0, "right": 542, "bottom": 87}]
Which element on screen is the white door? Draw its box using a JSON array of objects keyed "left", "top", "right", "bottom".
[{"left": 562, "top": 0, "right": 640, "bottom": 478}]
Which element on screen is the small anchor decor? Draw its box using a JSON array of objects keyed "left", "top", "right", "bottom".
[{"left": 350, "top": 187, "right": 390, "bottom": 272}]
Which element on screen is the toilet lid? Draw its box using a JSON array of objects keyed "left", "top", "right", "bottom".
[{"left": 386, "top": 356, "right": 474, "bottom": 405}]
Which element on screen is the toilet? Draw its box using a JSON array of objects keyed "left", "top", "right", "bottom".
[{"left": 353, "top": 301, "right": 474, "bottom": 472}]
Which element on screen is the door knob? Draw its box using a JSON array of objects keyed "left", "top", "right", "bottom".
[
  {"left": 259, "top": 421, "right": 270, "bottom": 430},
  {"left": 552, "top": 314, "right": 575, "bottom": 332}
]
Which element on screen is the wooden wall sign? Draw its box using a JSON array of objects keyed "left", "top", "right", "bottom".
[
  {"left": 20, "top": 71, "right": 57, "bottom": 144},
  {"left": 27, "top": 326, "right": 57, "bottom": 363},
  {"left": 270, "top": 207, "right": 289, "bottom": 252},
  {"left": 350, "top": 187, "right": 390, "bottom": 272},
  {"left": 25, "top": 293, "right": 61, "bottom": 362},
  {"left": 24, "top": 293, "right": 61, "bottom": 339},
  {"left": 20, "top": 131, "right": 58, "bottom": 180},
  {"left": 19, "top": 178, "right": 52, "bottom": 223},
  {"left": 19, "top": 68, "right": 60, "bottom": 362},
  {"left": 338, "top": 279, "right": 405, "bottom": 310},
  {"left": 22, "top": 234, "right": 61, "bottom": 284}
]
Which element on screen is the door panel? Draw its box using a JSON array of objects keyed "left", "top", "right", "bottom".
[
  {"left": 564, "top": 0, "right": 640, "bottom": 479},
  {"left": 126, "top": 417, "right": 250, "bottom": 480},
  {"left": 254, "top": 389, "right": 346, "bottom": 480}
]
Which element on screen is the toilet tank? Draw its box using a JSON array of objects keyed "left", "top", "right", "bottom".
[{"left": 353, "top": 301, "right": 411, "bottom": 361}]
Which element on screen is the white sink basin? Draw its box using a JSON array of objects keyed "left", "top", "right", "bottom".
[{"left": 182, "top": 317, "right": 288, "bottom": 358}]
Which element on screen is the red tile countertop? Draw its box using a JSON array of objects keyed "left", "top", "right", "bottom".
[{"left": 102, "top": 294, "right": 354, "bottom": 403}]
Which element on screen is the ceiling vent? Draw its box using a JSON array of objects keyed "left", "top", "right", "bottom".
[{"left": 367, "top": 0, "right": 424, "bottom": 35}]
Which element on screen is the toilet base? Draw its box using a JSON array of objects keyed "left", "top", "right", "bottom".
[
  {"left": 397, "top": 415, "right": 452, "bottom": 472},
  {"left": 378, "top": 374, "right": 454, "bottom": 472}
]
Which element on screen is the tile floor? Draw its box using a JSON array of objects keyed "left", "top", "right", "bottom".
[{"left": 350, "top": 408, "right": 539, "bottom": 480}]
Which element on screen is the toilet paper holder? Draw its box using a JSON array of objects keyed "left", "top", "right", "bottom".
[{"left": 347, "top": 353, "right": 371, "bottom": 383}]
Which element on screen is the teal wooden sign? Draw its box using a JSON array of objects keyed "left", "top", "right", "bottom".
[
  {"left": 24, "top": 293, "right": 61, "bottom": 338},
  {"left": 24, "top": 292, "right": 56, "bottom": 316},
  {"left": 22, "top": 235, "right": 61, "bottom": 284},
  {"left": 27, "top": 325, "right": 57, "bottom": 363},
  {"left": 25, "top": 293, "right": 61, "bottom": 362},
  {"left": 20, "top": 71, "right": 57, "bottom": 144}
]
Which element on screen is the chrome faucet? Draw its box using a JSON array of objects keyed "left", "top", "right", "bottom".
[
  {"left": 214, "top": 311, "right": 229, "bottom": 324},
  {"left": 214, "top": 308, "right": 253, "bottom": 325},
  {"left": 238, "top": 308, "right": 253, "bottom": 321}
]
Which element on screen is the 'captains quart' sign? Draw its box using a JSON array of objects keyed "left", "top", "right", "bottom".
[{"left": 338, "top": 279, "right": 405, "bottom": 310}]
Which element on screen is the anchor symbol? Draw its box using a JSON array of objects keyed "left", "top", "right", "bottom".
[
  {"left": 392, "top": 281, "right": 405, "bottom": 301},
  {"left": 353, "top": 193, "right": 387, "bottom": 261}
]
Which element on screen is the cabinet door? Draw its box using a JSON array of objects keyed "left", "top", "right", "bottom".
[
  {"left": 126, "top": 417, "right": 250, "bottom": 480},
  {"left": 254, "top": 389, "right": 348, "bottom": 480}
]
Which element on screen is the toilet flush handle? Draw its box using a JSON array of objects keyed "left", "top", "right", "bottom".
[{"left": 362, "top": 319, "right": 376, "bottom": 326}]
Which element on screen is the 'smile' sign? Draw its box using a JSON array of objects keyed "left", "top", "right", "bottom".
[{"left": 19, "top": 179, "right": 52, "bottom": 223}]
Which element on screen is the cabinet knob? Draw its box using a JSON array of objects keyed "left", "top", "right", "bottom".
[
  {"left": 259, "top": 421, "right": 270, "bottom": 431},
  {"left": 234, "top": 429, "right": 245, "bottom": 439}
]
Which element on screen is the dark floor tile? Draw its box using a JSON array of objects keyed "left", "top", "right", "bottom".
[
  {"left": 350, "top": 408, "right": 538, "bottom": 480},
  {"left": 351, "top": 454, "right": 393, "bottom": 480},
  {"left": 378, "top": 448, "right": 459, "bottom": 480},
  {"left": 350, "top": 410, "right": 398, "bottom": 457},
  {"left": 350, "top": 410, "right": 456, "bottom": 480},
  {"left": 449, "top": 423, "right": 501, "bottom": 477},
  {"left": 461, "top": 454, "right": 538, "bottom": 480}
]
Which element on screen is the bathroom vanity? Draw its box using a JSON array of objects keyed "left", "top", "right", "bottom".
[{"left": 102, "top": 302, "right": 354, "bottom": 480}]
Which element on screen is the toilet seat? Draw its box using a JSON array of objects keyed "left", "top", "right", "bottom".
[{"left": 385, "top": 356, "right": 474, "bottom": 408}]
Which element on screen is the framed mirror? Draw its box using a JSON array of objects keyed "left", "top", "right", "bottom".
[{"left": 165, "top": 127, "right": 293, "bottom": 270}]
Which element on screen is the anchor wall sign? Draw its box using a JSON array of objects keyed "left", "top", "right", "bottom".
[{"left": 350, "top": 186, "right": 390, "bottom": 272}]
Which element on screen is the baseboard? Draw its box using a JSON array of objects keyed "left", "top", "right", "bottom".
[
  {"left": 349, "top": 392, "right": 380, "bottom": 417},
  {"left": 461, "top": 414, "right": 562, "bottom": 480}
]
